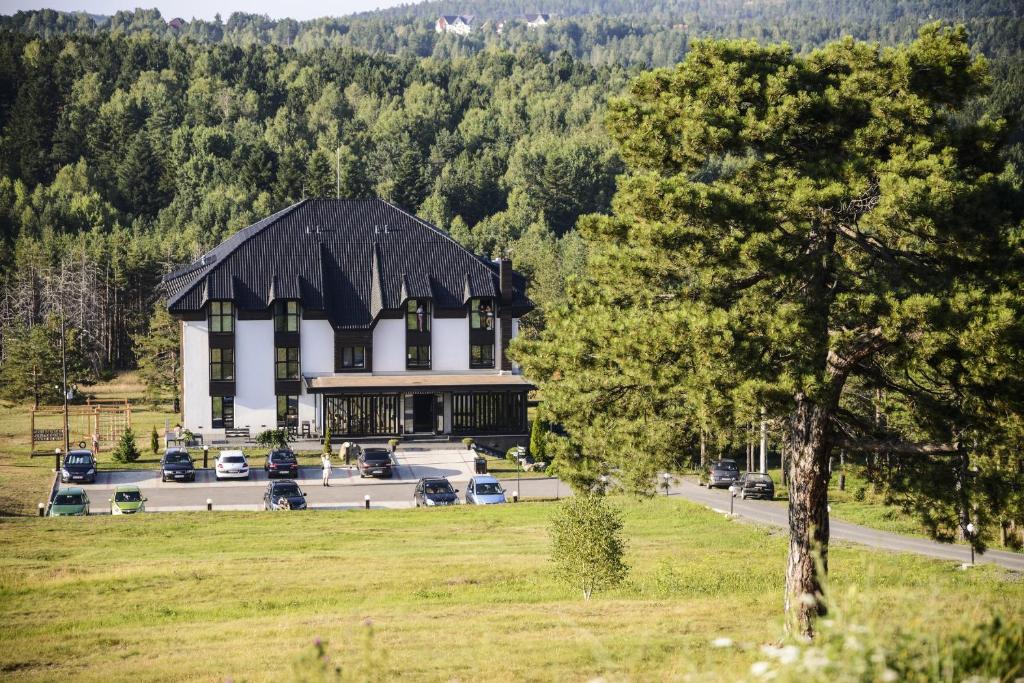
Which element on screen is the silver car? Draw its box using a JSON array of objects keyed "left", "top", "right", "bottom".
[{"left": 465, "top": 475, "right": 506, "bottom": 505}]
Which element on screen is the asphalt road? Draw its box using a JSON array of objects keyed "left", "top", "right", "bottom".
[{"left": 670, "top": 478, "right": 1024, "bottom": 571}]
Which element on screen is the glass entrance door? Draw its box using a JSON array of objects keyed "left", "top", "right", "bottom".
[{"left": 412, "top": 394, "right": 434, "bottom": 433}]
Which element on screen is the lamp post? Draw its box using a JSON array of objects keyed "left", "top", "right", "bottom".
[
  {"left": 966, "top": 522, "right": 976, "bottom": 565},
  {"left": 661, "top": 472, "right": 671, "bottom": 496},
  {"left": 55, "top": 447, "right": 62, "bottom": 474},
  {"left": 730, "top": 489, "right": 736, "bottom": 515},
  {"left": 203, "top": 445, "right": 209, "bottom": 469}
]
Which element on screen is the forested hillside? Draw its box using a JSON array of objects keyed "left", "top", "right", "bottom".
[{"left": 0, "top": 1, "right": 1021, "bottom": 401}]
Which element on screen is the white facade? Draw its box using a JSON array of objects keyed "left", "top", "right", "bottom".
[
  {"left": 181, "top": 319, "right": 210, "bottom": 430},
  {"left": 436, "top": 16, "right": 473, "bottom": 35},
  {"left": 432, "top": 317, "right": 470, "bottom": 371},
  {"left": 181, "top": 308, "right": 521, "bottom": 434},
  {"left": 234, "top": 319, "right": 276, "bottom": 431},
  {"left": 372, "top": 318, "right": 406, "bottom": 372},
  {"left": 299, "top": 319, "right": 335, "bottom": 427}
]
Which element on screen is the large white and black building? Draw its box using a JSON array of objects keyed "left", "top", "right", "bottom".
[{"left": 163, "top": 199, "right": 533, "bottom": 443}]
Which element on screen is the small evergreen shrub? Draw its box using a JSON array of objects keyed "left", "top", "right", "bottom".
[{"left": 112, "top": 427, "right": 141, "bottom": 463}]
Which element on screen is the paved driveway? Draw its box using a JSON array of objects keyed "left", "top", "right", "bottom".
[{"left": 66, "top": 448, "right": 563, "bottom": 512}]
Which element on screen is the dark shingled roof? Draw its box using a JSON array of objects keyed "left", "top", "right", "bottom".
[{"left": 163, "top": 199, "right": 532, "bottom": 329}]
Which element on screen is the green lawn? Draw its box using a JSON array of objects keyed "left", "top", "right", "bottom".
[{"left": 0, "top": 497, "right": 1020, "bottom": 682}]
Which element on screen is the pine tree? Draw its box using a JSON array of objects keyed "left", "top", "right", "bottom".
[
  {"left": 132, "top": 302, "right": 181, "bottom": 409},
  {"left": 112, "top": 427, "right": 141, "bottom": 463},
  {"left": 517, "top": 25, "right": 1024, "bottom": 636}
]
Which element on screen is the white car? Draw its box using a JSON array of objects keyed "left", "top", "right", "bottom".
[{"left": 215, "top": 450, "right": 249, "bottom": 480}]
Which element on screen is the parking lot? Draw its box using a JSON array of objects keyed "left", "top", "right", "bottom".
[{"left": 63, "top": 447, "right": 566, "bottom": 512}]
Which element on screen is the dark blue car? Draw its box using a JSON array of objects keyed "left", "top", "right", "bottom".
[{"left": 61, "top": 450, "right": 97, "bottom": 484}]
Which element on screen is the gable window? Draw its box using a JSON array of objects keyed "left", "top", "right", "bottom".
[
  {"left": 274, "top": 300, "right": 300, "bottom": 333},
  {"left": 209, "top": 301, "right": 234, "bottom": 333},
  {"left": 275, "top": 346, "right": 300, "bottom": 380},
  {"left": 407, "top": 345, "right": 431, "bottom": 369},
  {"left": 406, "top": 299, "right": 430, "bottom": 332},
  {"left": 470, "top": 298, "right": 494, "bottom": 330},
  {"left": 470, "top": 344, "right": 495, "bottom": 369},
  {"left": 209, "top": 347, "right": 234, "bottom": 381},
  {"left": 212, "top": 396, "right": 234, "bottom": 429},
  {"left": 340, "top": 345, "right": 366, "bottom": 369},
  {"left": 276, "top": 395, "right": 298, "bottom": 430}
]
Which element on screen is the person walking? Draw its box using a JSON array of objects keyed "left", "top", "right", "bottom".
[{"left": 321, "top": 451, "right": 332, "bottom": 487}]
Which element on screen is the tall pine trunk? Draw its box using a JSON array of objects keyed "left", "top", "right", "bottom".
[{"left": 783, "top": 394, "right": 833, "bottom": 638}]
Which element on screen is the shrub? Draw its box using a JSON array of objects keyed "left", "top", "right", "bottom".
[
  {"left": 462, "top": 437, "right": 474, "bottom": 449},
  {"left": 322, "top": 422, "right": 332, "bottom": 454},
  {"left": 854, "top": 486, "right": 866, "bottom": 502},
  {"left": 255, "top": 428, "right": 290, "bottom": 450},
  {"left": 529, "top": 418, "right": 547, "bottom": 461},
  {"left": 388, "top": 438, "right": 399, "bottom": 451},
  {"left": 506, "top": 447, "right": 521, "bottom": 463},
  {"left": 549, "top": 494, "right": 628, "bottom": 600},
  {"left": 150, "top": 425, "right": 160, "bottom": 454},
  {"left": 112, "top": 427, "right": 141, "bottom": 463}
]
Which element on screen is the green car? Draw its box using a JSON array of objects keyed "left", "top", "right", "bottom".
[
  {"left": 109, "top": 485, "right": 146, "bottom": 515},
  {"left": 49, "top": 487, "right": 90, "bottom": 516}
]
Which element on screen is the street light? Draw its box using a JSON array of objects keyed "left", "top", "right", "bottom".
[
  {"left": 966, "top": 522, "right": 976, "bottom": 565},
  {"left": 661, "top": 472, "right": 671, "bottom": 496},
  {"left": 54, "top": 447, "right": 62, "bottom": 474}
]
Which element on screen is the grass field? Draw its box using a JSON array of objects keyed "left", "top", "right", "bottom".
[{"left": 1, "top": 496, "right": 1021, "bottom": 682}]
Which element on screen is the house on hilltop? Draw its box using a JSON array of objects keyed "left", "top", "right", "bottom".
[
  {"left": 435, "top": 15, "right": 474, "bottom": 35},
  {"left": 524, "top": 13, "right": 552, "bottom": 28},
  {"left": 162, "top": 199, "right": 533, "bottom": 445},
  {"left": 167, "top": 17, "right": 186, "bottom": 30}
]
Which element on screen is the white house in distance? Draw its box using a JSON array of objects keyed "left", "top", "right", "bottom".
[
  {"left": 435, "top": 15, "right": 474, "bottom": 35},
  {"left": 524, "top": 13, "right": 552, "bottom": 28},
  {"left": 163, "top": 199, "right": 533, "bottom": 446}
]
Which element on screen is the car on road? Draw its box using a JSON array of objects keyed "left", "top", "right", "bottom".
[
  {"left": 49, "top": 487, "right": 90, "bottom": 516},
  {"left": 109, "top": 485, "right": 146, "bottom": 514},
  {"left": 736, "top": 471, "right": 775, "bottom": 500},
  {"left": 60, "top": 450, "right": 97, "bottom": 484},
  {"left": 160, "top": 448, "right": 196, "bottom": 482},
  {"left": 358, "top": 448, "right": 394, "bottom": 478},
  {"left": 414, "top": 477, "right": 459, "bottom": 507},
  {"left": 465, "top": 475, "right": 506, "bottom": 505},
  {"left": 215, "top": 450, "right": 249, "bottom": 480},
  {"left": 706, "top": 459, "right": 740, "bottom": 489},
  {"left": 265, "top": 449, "right": 299, "bottom": 478},
  {"left": 263, "top": 479, "right": 307, "bottom": 510}
]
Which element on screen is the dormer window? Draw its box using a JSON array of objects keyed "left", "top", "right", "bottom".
[
  {"left": 470, "top": 298, "right": 494, "bottom": 330},
  {"left": 406, "top": 299, "right": 430, "bottom": 332},
  {"left": 274, "top": 300, "right": 300, "bottom": 333},
  {"left": 209, "top": 301, "right": 234, "bottom": 333}
]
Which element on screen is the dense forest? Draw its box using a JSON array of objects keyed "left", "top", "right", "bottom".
[{"left": 0, "top": 0, "right": 1022, "bottom": 403}]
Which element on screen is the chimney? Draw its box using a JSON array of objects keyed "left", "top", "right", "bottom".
[{"left": 499, "top": 258, "right": 513, "bottom": 303}]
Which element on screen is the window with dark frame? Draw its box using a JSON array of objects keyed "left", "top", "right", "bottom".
[
  {"left": 276, "top": 395, "right": 298, "bottom": 429},
  {"left": 209, "top": 347, "right": 234, "bottom": 380},
  {"left": 470, "top": 344, "right": 495, "bottom": 369},
  {"left": 209, "top": 301, "right": 234, "bottom": 333},
  {"left": 406, "top": 299, "right": 430, "bottom": 332},
  {"left": 470, "top": 298, "right": 494, "bottom": 330},
  {"left": 406, "top": 345, "right": 431, "bottom": 369},
  {"left": 275, "top": 346, "right": 300, "bottom": 379},
  {"left": 274, "top": 300, "right": 300, "bottom": 333},
  {"left": 212, "top": 396, "right": 234, "bottom": 429},
  {"left": 451, "top": 392, "right": 526, "bottom": 434},
  {"left": 341, "top": 345, "right": 366, "bottom": 369}
]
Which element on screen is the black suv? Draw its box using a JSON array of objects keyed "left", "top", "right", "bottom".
[
  {"left": 358, "top": 448, "right": 394, "bottom": 478},
  {"left": 265, "top": 449, "right": 299, "bottom": 478},
  {"left": 61, "top": 450, "right": 97, "bottom": 484},
  {"left": 263, "top": 480, "right": 307, "bottom": 510},
  {"left": 160, "top": 448, "right": 196, "bottom": 482},
  {"left": 706, "top": 459, "right": 740, "bottom": 489},
  {"left": 413, "top": 477, "right": 459, "bottom": 507},
  {"left": 736, "top": 472, "right": 775, "bottom": 500}
]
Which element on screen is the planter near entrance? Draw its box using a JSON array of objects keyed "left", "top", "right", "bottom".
[
  {"left": 388, "top": 438, "right": 400, "bottom": 453},
  {"left": 463, "top": 437, "right": 475, "bottom": 450}
]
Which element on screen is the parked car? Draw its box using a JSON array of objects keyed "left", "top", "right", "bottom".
[
  {"left": 706, "top": 459, "right": 740, "bottom": 489},
  {"left": 49, "top": 487, "right": 90, "bottom": 516},
  {"left": 109, "top": 485, "right": 146, "bottom": 514},
  {"left": 737, "top": 472, "right": 775, "bottom": 500},
  {"left": 358, "top": 448, "right": 394, "bottom": 478},
  {"left": 60, "top": 449, "right": 97, "bottom": 484},
  {"left": 265, "top": 449, "right": 299, "bottom": 478},
  {"left": 215, "top": 450, "right": 249, "bottom": 480},
  {"left": 413, "top": 477, "right": 459, "bottom": 507},
  {"left": 465, "top": 475, "right": 506, "bottom": 505},
  {"left": 160, "top": 448, "right": 196, "bottom": 482},
  {"left": 263, "top": 479, "right": 307, "bottom": 510}
]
